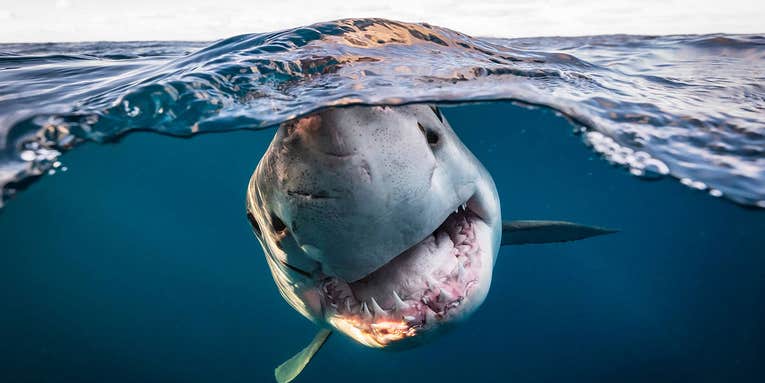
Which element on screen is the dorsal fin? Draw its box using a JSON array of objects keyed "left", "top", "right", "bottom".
[
  {"left": 501, "top": 220, "right": 617, "bottom": 246},
  {"left": 275, "top": 329, "right": 332, "bottom": 383}
]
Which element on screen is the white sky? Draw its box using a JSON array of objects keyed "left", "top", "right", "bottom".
[{"left": 0, "top": 0, "right": 763, "bottom": 43}]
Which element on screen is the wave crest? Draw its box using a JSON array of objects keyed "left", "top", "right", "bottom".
[{"left": 1, "top": 18, "right": 763, "bottom": 207}]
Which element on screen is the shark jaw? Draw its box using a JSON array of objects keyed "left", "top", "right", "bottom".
[{"left": 318, "top": 194, "right": 496, "bottom": 348}]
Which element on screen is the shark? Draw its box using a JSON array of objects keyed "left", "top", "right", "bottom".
[{"left": 245, "top": 104, "right": 615, "bottom": 382}]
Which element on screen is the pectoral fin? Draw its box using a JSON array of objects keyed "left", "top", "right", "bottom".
[
  {"left": 275, "top": 329, "right": 332, "bottom": 383},
  {"left": 501, "top": 220, "right": 617, "bottom": 246}
]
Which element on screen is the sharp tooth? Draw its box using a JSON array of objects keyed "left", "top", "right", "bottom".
[
  {"left": 361, "top": 302, "right": 372, "bottom": 319},
  {"left": 344, "top": 297, "right": 352, "bottom": 313},
  {"left": 392, "top": 291, "right": 408, "bottom": 310},
  {"left": 461, "top": 203, "right": 466, "bottom": 210},
  {"left": 403, "top": 315, "right": 416, "bottom": 322},
  {"left": 369, "top": 297, "right": 387, "bottom": 317}
]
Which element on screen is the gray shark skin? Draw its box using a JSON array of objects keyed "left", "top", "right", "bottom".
[{"left": 245, "top": 104, "right": 615, "bottom": 382}]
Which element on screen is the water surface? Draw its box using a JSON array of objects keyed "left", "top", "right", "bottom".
[{"left": 1, "top": 19, "right": 764, "bottom": 207}]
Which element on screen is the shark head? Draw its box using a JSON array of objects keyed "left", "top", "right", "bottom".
[{"left": 246, "top": 104, "right": 501, "bottom": 348}]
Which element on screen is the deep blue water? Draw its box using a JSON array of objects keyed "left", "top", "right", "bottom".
[{"left": 1, "top": 102, "right": 763, "bottom": 382}]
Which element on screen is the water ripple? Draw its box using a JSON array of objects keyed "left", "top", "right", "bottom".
[{"left": 0, "top": 18, "right": 763, "bottom": 207}]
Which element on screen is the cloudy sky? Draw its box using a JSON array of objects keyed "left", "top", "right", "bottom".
[{"left": 0, "top": 0, "right": 763, "bottom": 42}]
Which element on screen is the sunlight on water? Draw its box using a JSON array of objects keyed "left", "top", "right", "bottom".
[{"left": 1, "top": 19, "right": 763, "bottom": 207}]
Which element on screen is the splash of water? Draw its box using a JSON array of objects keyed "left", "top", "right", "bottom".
[{"left": 1, "top": 19, "right": 763, "bottom": 207}]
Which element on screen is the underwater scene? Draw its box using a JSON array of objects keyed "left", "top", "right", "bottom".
[{"left": 1, "top": 18, "right": 764, "bottom": 382}]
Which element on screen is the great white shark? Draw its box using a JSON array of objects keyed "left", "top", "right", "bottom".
[{"left": 245, "top": 104, "right": 615, "bottom": 382}]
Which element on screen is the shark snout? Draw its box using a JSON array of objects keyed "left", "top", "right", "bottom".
[
  {"left": 283, "top": 113, "right": 358, "bottom": 159},
  {"left": 266, "top": 107, "right": 445, "bottom": 281}
]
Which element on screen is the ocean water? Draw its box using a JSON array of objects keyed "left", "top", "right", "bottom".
[
  {"left": 2, "top": 102, "right": 764, "bottom": 382},
  {"left": 1, "top": 18, "right": 764, "bottom": 382}
]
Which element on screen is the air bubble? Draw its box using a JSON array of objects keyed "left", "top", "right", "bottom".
[
  {"left": 20, "top": 150, "right": 36, "bottom": 161},
  {"left": 680, "top": 178, "right": 707, "bottom": 191},
  {"left": 691, "top": 180, "right": 707, "bottom": 190},
  {"left": 642, "top": 159, "right": 669, "bottom": 178},
  {"left": 584, "top": 131, "right": 669, "bottom": 180}
]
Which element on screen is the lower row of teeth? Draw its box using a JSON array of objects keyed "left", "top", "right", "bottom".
[
  {"left": 324, "top": 271, "right": 474, "bottom": 325},
  {"left": 323, "top": 210, "right": 479, "bottom": 327}
]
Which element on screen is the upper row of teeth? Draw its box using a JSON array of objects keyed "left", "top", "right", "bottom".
[{"left": 453, "top": 203, "right": 467, "bottom": 214}]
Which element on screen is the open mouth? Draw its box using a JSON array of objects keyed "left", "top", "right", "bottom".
[{"left": 319, "top": 197, "right": 489, "bottom": 347}]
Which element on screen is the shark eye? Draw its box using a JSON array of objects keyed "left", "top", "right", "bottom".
[
  {"left": 426, "top": 130, "right": 439, "bottom": 145},
  {"left": 271, "top": 212, "right": 288, "bottom": 233},
  {"left": 418, "top": 122, "right": 439, "bottom": 146},
  {"left": 246, "top": 210, "right": 262, "bottom": 237}
]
